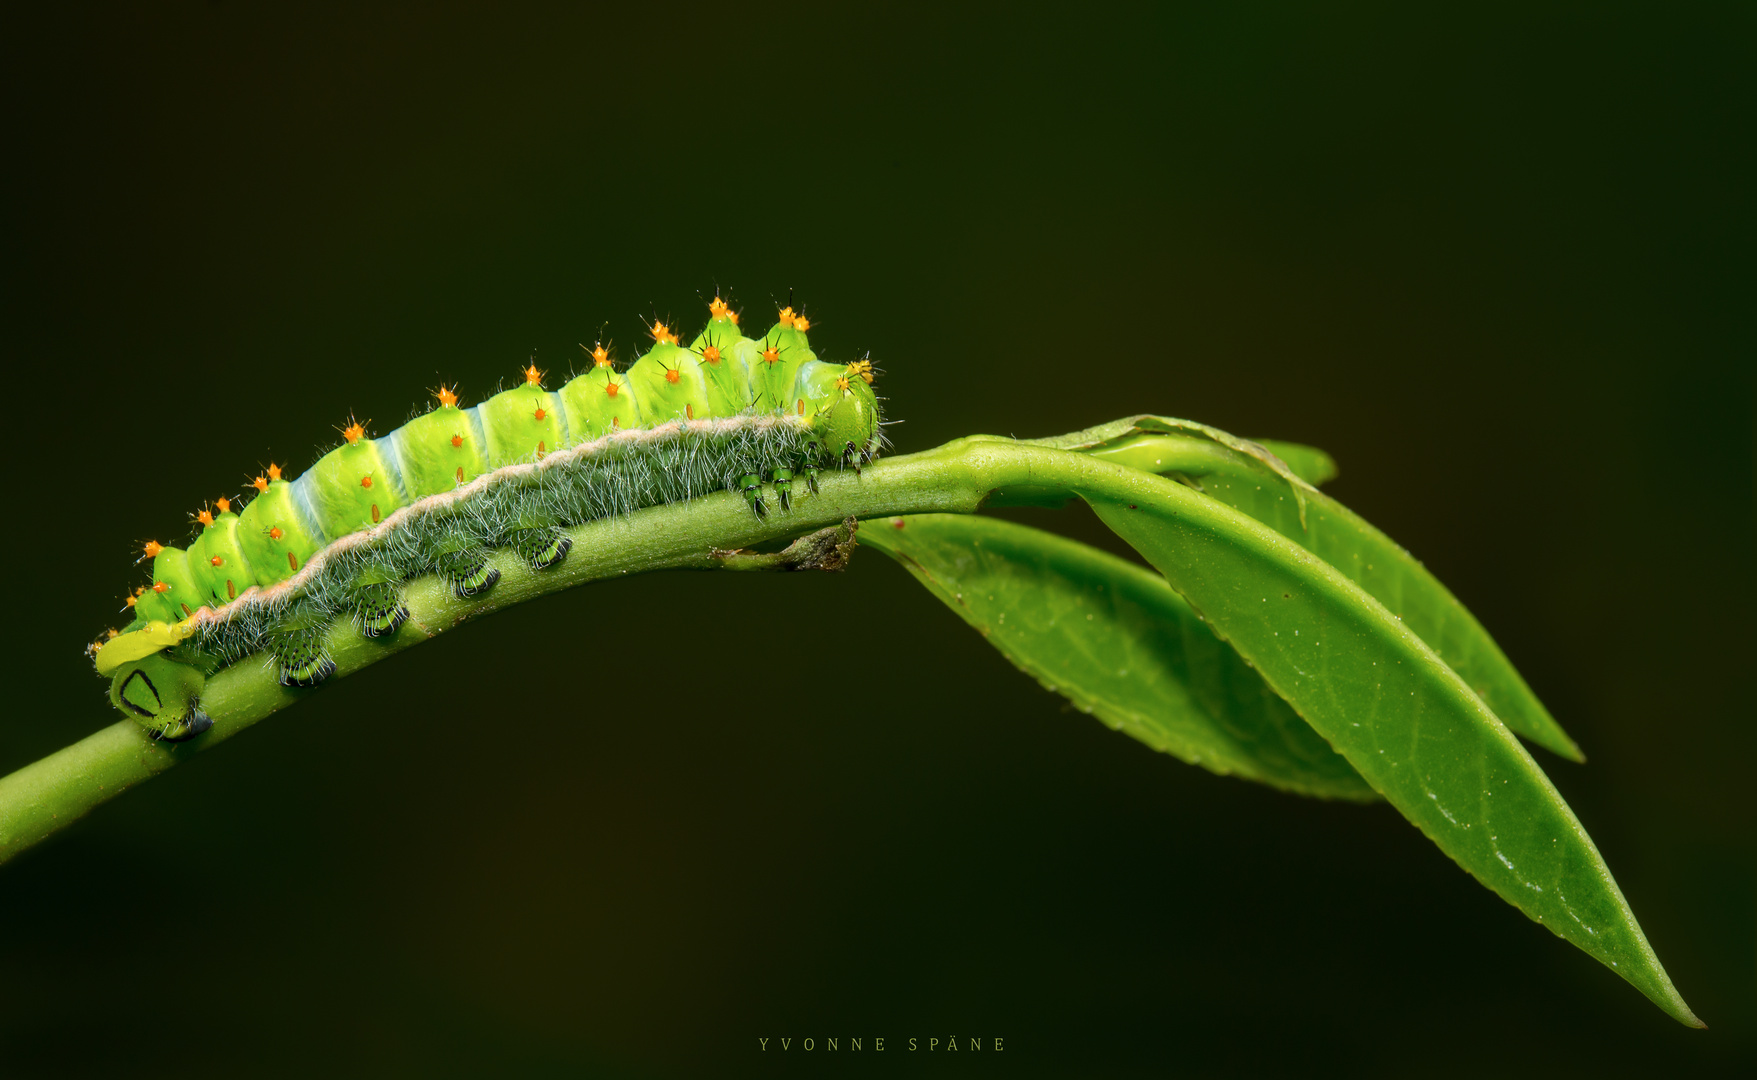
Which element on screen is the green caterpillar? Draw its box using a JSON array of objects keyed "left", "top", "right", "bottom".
[{"left": 94, "top": 297, "right": 882, "bottom": 741}]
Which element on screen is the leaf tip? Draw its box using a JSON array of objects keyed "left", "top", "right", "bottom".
[
  {"left": 1669, "top": 1002, "right": 1708, "bottom": 1029},
  {"left": 1543, "top": 732, "right": 1588, "bottom": 764},
  {"left": 1644, "top": 973, "right": 1706, "bottom": 1029}
]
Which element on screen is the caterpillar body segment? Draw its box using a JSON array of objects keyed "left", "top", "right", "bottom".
[
  {"left": 559, "top": 366, "right": 640, "bottom": 439},
  {"left": 479, "top": 378, "right": 567, "bottom": 466},
  {"left": 392, "top": 401, "right": 492, "bottom": 496},
  {"left": 186, "top": 510, "right": 252, "bottom": 606},
  {"left": 305, "top": 429, "right": 408, "bottom": 533},
  {"left": 236, "top": 478, "right": 322, "bottom": 587},
  {"left": 626, "top": 342, "right": 719, "bottom": 423},
  {"left": 96, "top": 299, "right": 885, "bottom": 736},
  {"left": 138, "top": 546, "right": 200, "bottom": 622},
  {"left": 688, "top": 315, "right": 759, "bottom": 410}
]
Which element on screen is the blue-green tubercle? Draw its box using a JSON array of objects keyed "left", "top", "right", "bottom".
[{"left": 95, "top": 300, "right": 883, "bottom": 740}]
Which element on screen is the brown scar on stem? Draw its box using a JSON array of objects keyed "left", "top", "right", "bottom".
[{"left": 711, "top": 518, "right": 860, "bottom": 573}]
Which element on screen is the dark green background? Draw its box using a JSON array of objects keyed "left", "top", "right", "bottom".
[{"left": 3, "top": 3, "right": 1751, "bottom": 1076}]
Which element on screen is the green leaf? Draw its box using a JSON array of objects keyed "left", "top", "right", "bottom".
[
  {"left": 1079, "top": 472, "right": 1700, "bottom": 1026},
  {"left": 862, "top": 513, "right": 1378, "bottom": 801},
  {"left": 1253, "top": 438, "right": 1338, "bottom": 486},
  {"left": 1056, "top": 418, "right": 1582, "bottom": 762}
]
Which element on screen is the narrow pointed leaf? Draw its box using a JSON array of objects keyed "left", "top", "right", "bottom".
[
  {"left": 1079, "top": 472, "right": 1699, "bottom": 1026},
  {"left": 1046, "top": 418, "right": 1582, "bottom": 761},
  {"left": 863, "top": 513, "right": 1377, "bottom": 800}
]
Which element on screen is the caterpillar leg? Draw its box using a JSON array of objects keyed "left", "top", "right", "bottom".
[
  {"left": 109, "top": 654, "right": 212, "bottom": 741},
  {"left": 790, "top": 448, "right": 820, "bottom": 496},
  {"left": 353, "top": 579, "right": 410, "bottom": 639},
  {"left": 437, "top": 544, "right": 500, "bottom": 599},
  {"left": 772, "top": 467, "right": 794, "bottom": 512},
  {"left": 512, "top": 526, "right": 572, "bottom": 571},
  {"left": 740, "top": 473, "right": 767, "bottom": 518},
  {"left": 269, "top": 611, "right": 337, "bottom": 688},
  {"left": 343, "top": 564, "right": 409, "bottom": 639}
]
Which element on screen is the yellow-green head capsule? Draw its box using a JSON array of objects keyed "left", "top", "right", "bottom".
[{"left": 797, "top": 359, "right": 880, "bottom": 464}]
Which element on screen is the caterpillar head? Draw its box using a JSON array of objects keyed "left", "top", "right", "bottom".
[
  {"left": 108, "top": 653, "right": 212, "bottom": 741},
  {"left": 798, "top": 361, "right": 881, "bottom": 466}
]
